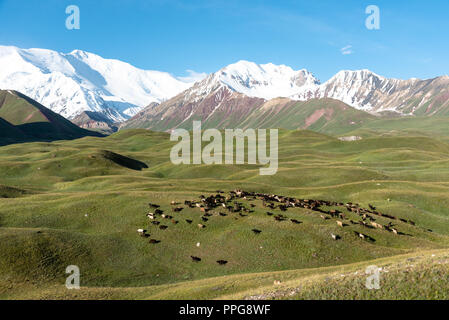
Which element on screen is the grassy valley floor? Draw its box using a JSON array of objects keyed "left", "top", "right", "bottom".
[{"left": 1, "top": 128, "right": 449, "bottom": 299}]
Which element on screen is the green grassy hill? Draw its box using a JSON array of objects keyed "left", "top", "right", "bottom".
[
  {"left": 0, "top": 90, "right": 103, "bottom": 145},
  {"left": 1, "top": 128, "right": 449, "bottom": 299}
]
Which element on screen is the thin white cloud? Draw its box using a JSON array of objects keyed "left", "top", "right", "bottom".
[
  {"left": 178, "top": 69, "right": 208, "bottom": 83},
  {"left": 340, "top": 45, "right": 353, "bottom": 55}
]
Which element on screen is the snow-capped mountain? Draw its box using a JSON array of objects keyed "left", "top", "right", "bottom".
[
  {"left": 2, "top": 45, "right": 448, "bottom": 127},
  {"left": 123, "top": 61, "right": 449, "bottom": 131},
  {"left": 209, "top": 60, "right": 320, "bottom": 100},
  {"left": 0, "top": 46, "right": 198, "bottom": 122}
]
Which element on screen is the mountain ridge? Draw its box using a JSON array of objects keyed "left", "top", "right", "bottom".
[
  {"left": 2, "top": 45, "right": 449, "bottom": 126},
  {"left": 0, "top": 45, "right": 199, "bottom": 122}
]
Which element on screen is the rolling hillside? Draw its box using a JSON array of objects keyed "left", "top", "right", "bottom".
[
  {"left": 0, "top": 90, "right": 103, "bottom": 144},
  {"left": 1, "top": 128, "right": 449, "bottom": 299}
]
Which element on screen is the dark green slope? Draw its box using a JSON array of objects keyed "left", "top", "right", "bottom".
[{"left": 0, "top": 90, "right": 103, "bottom": 145}]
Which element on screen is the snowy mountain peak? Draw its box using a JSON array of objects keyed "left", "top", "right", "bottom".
[
  {"left": 202, "top": 60, "right": 320, "bottom": 100},
  {"left": 0, "top": 45, "right": 198, "bottom": 122}
]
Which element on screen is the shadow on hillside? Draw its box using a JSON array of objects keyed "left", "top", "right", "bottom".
[
  {"left": 99, "top": 150, "right": 149, "bottom": 171},
  {"left": 0, "top": 122, "right": 104, "bottom": 147}
]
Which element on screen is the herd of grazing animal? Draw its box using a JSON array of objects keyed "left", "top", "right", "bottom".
[{"left": 139, "top": 189, "right": 420, "bottom": 265}]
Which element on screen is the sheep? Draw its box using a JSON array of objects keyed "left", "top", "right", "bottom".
[
  {"left": 198, "top": 224, "right": 206, "bottom": 229},
  {"left": 336, "top": 220, "right": 344, "bottom": 228},
  {"left": 147, "top": 213, "right": 155, "bottom": 220},
  {"left": 371, "top": 222, "right": 383, "bottom": 229},
  {"left": 331, "top": 233, "right": 340, "bottom": 240}
]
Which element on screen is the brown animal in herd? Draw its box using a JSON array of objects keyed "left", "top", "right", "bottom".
[
  {"left": 149, "top": 239, "right": 161, "bottom": 244},
  {"left": 185, "top": 219, "right": 193, "bottom": 224},
  {"left": 216, "top": 260, "right": 228, "bottom": 265},
  {"left": 290, "top": 219, "right": 301, "bottom": 224},
  {"left": 371, "top": 222, "right": 383, "bottom": 229},
  {"left": 252, "top": 229, "right": 262, "bottom": 234},
  {"left": 191, "top": 256, "right": 201, "bottom": 262},
  {"left": 159, "top": 225, "right": 168, "bottom": 230},
  {"left": 173, "top": 207, "right": 184, "bottom": 212}
]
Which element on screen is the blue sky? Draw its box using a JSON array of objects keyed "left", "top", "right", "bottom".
[{"left": 0, "top": 0, "right": 448, "bottom": 81}]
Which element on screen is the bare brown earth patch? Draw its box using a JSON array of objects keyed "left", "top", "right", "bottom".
[{"left": 304, "top": 108, "right": 334, "bottom": 128}]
